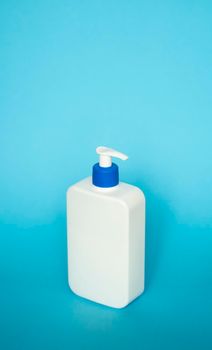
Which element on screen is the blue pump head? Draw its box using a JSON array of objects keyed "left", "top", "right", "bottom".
[{"left": 92, "top": 146, "right": 128, "bottom": 188}]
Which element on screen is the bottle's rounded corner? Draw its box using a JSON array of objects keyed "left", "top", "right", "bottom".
[
  {"left": 66, "top": 183, "right": 78, "bottom": 198},
  {"left": 135, "top": 186, "right": 146, "bottom": 203},
  {"left": 68, "top": 278, "right": 73, "bottom": 292},
  {"left": 113, "top": 300, "right": 130, "bottom": 309},
  {"left": 68, "top": 278, "right": 79, "bottom": 297},
  {"left": 103, "top": 297, "right": 130, "bottom": 309},
  {"left": 66, "top": 185, "right": 72, "bottom": 197}
]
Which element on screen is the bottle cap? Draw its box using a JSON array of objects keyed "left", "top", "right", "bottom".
[{"left": 92, "top": 146, "right": 128, "bottom": 188}]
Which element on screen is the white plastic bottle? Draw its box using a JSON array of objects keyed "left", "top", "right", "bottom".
[{"left": 67, "top": 146, "right": 145, "bottom": 308}]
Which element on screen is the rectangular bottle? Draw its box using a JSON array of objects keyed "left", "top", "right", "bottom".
[{"left": 67, "top": 147, "right": 145, "bottom": 308}]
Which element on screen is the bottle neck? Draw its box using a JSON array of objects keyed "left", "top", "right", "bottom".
[{"left": 92, "top": 183, "right": 119, "bottom": 192}]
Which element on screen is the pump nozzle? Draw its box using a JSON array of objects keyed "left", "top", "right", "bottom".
[{"left": 96, "top": 146, "right": 128, "bottom": 168}]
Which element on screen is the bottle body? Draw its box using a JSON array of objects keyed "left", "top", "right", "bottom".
[{"left": 67, "top": 177, "right": 145, "bottom": 308}]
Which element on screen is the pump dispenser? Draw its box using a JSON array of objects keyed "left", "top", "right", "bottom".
[
  {"left": 67, "top": 146, "right": 145, "bottom": 308},
  {"left": 93, "top": 146, "right": 128, "bottom": 188},
  {"left": 97, "top": 146, "right": 128, "bottom": 166}
]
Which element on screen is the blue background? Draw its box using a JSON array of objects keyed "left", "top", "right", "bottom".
[{"left": 1, "top": 1, "right": 212, "bottom": 349}]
